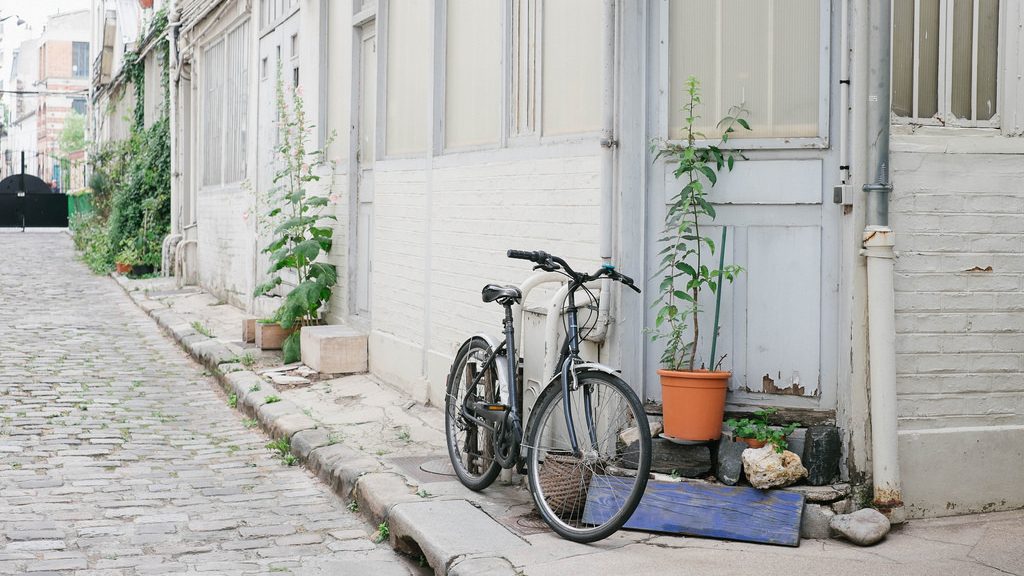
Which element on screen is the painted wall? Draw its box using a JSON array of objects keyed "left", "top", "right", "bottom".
[
  {"left": 890, "top": 130, "right": 1024, "bottom": 517},
  {"left": 371, "top": 149, "right": 604, "bottom": 408}
]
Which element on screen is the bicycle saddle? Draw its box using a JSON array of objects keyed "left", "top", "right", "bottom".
[{"left": 482, "top": 284, "right": 522, "bottom": 305}]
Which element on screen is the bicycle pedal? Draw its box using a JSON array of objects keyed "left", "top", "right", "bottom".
[{"left": 468, "top": 401, "right": 509, "bottom": 414}]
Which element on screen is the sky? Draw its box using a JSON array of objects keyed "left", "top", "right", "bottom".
[{"left": 1, "top": 0, "right": 91, "bottom": 32}]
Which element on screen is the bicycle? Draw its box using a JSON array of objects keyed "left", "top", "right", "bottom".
[{"left": 444, "top": 249, "right": 652, "bottom": 543}]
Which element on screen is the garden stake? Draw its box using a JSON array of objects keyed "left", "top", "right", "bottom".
[{"left": 709, "top": 226, "right": 728, "bottom": 368}]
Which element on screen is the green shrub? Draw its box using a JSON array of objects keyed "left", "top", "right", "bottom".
[{"left": 69, "top": 213, "right": 114, "bottom": 274}]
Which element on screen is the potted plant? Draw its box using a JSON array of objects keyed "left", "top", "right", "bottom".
[
  {"left": 650, "top": 76, "right": 750, "bottom": 441},
  {"left": 117, "top": 230, "right": 161, "bottom": 277},
  {"left": 116, "top": 238, "right": 142, "bottom": 275},
  {"left": 727, "top": 408, "right": 799, "bottom": 453}
]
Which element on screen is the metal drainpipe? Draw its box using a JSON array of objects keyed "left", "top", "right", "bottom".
[
  {"left": 592, "top": 0, "right": 616, "bottom": 343},
  {"left": 164, "top": 1, "right": 181, "bottom": 278},
  {"left": 862, "top": 0, "right": 905, "bottom": 524}
]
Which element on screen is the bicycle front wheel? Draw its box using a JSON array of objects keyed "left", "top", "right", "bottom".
[
  {"left": 525, "top": 371, "right": 651, "bottom": 543},
  {"left": 444, "top": 337, "right": 502, "bottom": 491}
]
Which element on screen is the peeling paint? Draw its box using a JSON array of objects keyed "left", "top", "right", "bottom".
[
  {"left": 964, "top": 265, "right": 993, "bottom": 272},
  {"left": 761, "top": 373, "right": 806, "bottom": 396}
]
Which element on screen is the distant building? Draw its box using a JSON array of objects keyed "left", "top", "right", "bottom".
[{"left": 0, "top": 9, "right": 90, "bottom": 186}]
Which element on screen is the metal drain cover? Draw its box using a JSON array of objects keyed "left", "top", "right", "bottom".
[
  {"left": 496, "top": 512, "right": 552, "bottom": 536},
  {"left": 420, "top": 458, "right": 456, "bottom": 476}
]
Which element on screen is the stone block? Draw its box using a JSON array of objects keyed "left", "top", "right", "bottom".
[
  {"left": 801, "top": 503, "right": 835, "bottom": 539},
  {"left": 715, "top": 438, "right": 747, "bottom": 485},
  {"left": 625, "top": 437, "right": 711, "bottom": 477},
  {"left": 255, "top": 322, "right": 297, "bottom": 350},
  {"left": 803, "top": 425, "right": 842, "bottom": 485},
  {"left": 387, "top": 500, "right": 527, "bottom": 574},
  {"left": 300, "top": 324, "right": 368, "bottom": 374}
]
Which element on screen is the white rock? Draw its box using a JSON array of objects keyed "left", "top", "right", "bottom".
[
  {"left": 741, "top": 444, "right": 808, "bottom": 489},
  {"left": 618, "top": 420, "right": 664, "bottom": 446},
  {"left": 829, "top": 508, "right": 891, "bottom": 546}
]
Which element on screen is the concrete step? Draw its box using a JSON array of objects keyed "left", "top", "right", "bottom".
[{"left": 301, "top": 323, "right": 368, "bottom": 374}]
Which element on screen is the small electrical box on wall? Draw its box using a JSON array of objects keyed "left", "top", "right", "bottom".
[{"left": 833, "top": 184, "right": 853, "bottom": 206}]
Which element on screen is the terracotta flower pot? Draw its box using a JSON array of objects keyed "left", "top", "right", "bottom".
[
  {"left": 658, "top": 369, "right": 730, "bottom": 441},
  {"left": 739, "top": 437, "right": 767, "bottom": 449},
  {"left": 116, "top": 261, "right": 132, "bottom": 274}
]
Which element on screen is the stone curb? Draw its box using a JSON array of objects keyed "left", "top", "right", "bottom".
[{"left": 113, "top": 275, "right": 512, "bottom": 574}]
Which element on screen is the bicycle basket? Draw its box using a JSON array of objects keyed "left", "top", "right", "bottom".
[{"left": 538, "top": 452, "right": 595, "bottom": 518}]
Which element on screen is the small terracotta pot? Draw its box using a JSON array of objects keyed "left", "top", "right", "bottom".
[
  {"left": 737, "top": 436, "right": 786, "bottom": 450},
  {"left": 116, "top": 262, "right": 132, "bottom": 274},
  {"left": 739, "top": 437, "right": 767, "bottom": 449},
  {"left": 659, "top": 369, "right": 730, "bottom": 441}
]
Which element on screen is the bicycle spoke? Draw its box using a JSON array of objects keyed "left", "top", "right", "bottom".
[{"left": 526, "top": 372, "right": 650, "bottom": 543}]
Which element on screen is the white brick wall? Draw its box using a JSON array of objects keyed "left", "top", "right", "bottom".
[
  {"left": 197, "top": 187, "right": 255, "bottom": 308},
  {"left": 891, "top": 142, "right": 1024, "bottom": 430},
  {"left": 370, "top": 152, "right": 603, "bottom": 405},
  {"left": 891, "top": 135, "right": 1024, "bottom": 517}
]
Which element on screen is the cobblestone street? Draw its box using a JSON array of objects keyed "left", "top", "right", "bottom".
[{"left": 0, "top": 231, "right": 421, "bottom": 575}]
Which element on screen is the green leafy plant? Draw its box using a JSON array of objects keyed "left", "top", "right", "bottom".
[
  {"left": 265, "top": 395, "right": 281, "bottom": 404},
  {"left": 252, "top": 64, "right": 339, "bottom": 364},
  {"left": 227, "top": 394, "right": 237, "bottom": 408},
  {"left": 374, "top": 521, "right": 390, "bottom": 543},
  {"left": 650, "top": 76, "right": 750, "bottom": 372},
  {"left": 69, "top": 213, "right": 114, "bottom": 273},
  {"left": 266, "top": 438, "right": 290, "bottom": 455},
  {"left": 726, "top": 408, "right": 799, "bottom": 453},
  {"left": 347, "top": 500, "right": 359, "bottom": 512},
  {"left": 74, "top": 12, "right": 170, "bottom": 276},
  {"left": 192, "top": 321, "right": 214, "bottom": 338}
]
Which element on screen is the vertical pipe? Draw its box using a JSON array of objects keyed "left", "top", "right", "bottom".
[
  {"left": 166, "top": 0, "right": 180, "bottom": 277},
  {"left": 592, "top": 0, "right": 616, "bottom": 343},
  {"left": 599, "top": 0, "right": 616, "bottom": 261},
  {"left": 863, "top": 0, "right": 905, "bottom": 523}
]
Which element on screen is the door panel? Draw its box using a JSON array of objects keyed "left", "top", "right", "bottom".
[{"left": 354, "top": 23, "right": 376, "bottom": 319}]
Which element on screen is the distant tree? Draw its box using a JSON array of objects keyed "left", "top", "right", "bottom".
[{"left": 58, "top": 111, "right": 87, "bottom": 155}]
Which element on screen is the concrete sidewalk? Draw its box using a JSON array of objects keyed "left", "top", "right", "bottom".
[{"left": 116, "top": 274, "right": 1024, "bottom": 575}]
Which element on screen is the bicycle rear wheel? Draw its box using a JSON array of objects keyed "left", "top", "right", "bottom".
[
  {"left": 525, "top": 371, "right": 651, "bottom": 543},
  {"left": 445, "top": 337, "right": 502, "bottom": 491}
]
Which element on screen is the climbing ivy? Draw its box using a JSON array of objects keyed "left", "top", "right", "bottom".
[{"left": 76, "top": 10, "right": 171, "bottom": 272}]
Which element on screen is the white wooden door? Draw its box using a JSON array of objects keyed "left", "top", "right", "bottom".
[
  {"left": 643, "top": 1, "right": 841, "bottom": 413},
  {"left": 353, "top": 22, "right": 376, "bottom": 319}
]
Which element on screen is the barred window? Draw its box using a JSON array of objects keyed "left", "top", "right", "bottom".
[
  {"left": 892, "top": 0, "right": 999, "bottom": 127},
  {"left": 202, "top": 21, "right": 250, "bottom": 187}
]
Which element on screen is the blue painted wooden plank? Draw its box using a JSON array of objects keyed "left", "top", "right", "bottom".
[{"left": 582, "top": 477, "right": 804, "bottom": 546}]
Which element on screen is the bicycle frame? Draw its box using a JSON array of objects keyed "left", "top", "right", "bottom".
[{"left": 460, "top": 273, "right": 600, "bottom": 466}]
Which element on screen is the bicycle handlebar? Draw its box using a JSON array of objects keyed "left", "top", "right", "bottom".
[{"left": 506, "top": 249, "right": 641, "bottom": 293}]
